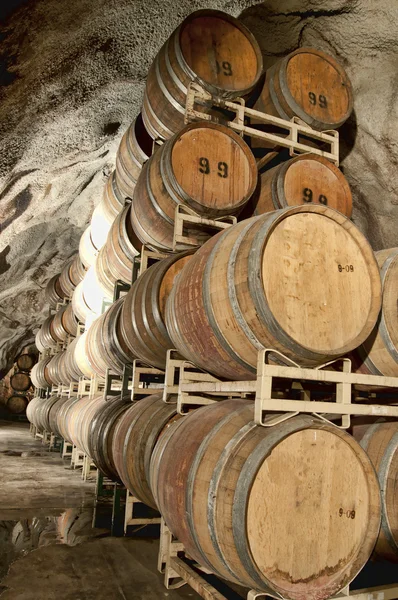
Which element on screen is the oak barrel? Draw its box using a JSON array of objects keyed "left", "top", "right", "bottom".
[
  {"left": 51, "top": 304, "right": 78, "bottom": 342},
  {"left": 10, "top": 372, "right": 31, "bottom": 392},
  {"left": 87, "top": 394, "right": 132, "bottom": 481},
  {"left": 74, "top": 330, "right": 94, "bottom": 380},
  {"left": 71, "top": 280, "right": 91, "bottom": 324},
  {"left": 56, "top": 396, "right": 80, "bottom": 442},
  {"left": 59, "top": 254, "right": 86, "bottom": 298},
  {"left": 142, "top": 9, "right": 263, "bottom": 140},
  {"left": 254, "top": 47, "right": 353, "bottom": 131},
  {"left": 81, "top": 261, "right": 113, "bottom": 317},
  {"left": 35, "top": 315, "right": 58, "bottom": 352},
  {"left": 121, "top": 251, "right": 193, "bottom": 369},
  {"left": 95, "top": 204, "right": 140, "bottom": 297},
  {"left": 16, "top": 353, "right": 36, "bottom": 372},
  {"left": 166, "top": 205, "right": 382, "bottom": 379},
  {"left": 31, "top": 357, "right": 52, "bottom": 390},
  {"left": 151, "top": 399, "right": 381, "bottom": 600},
  {"left": 48, "top": 396, "right": 70, "bottom": 436},
  {"left": 6, "top": 395, "right": 28, "bottom": 414},
  {"left": 45, "top": 273, "right": 65, "bottom": 308},
  {"left": 243, "top": 154, "right": 352, "bottom": 218},
  {"left": 79, "top": 225, "right": 99, "bottom": 269},
  {"left": 353, "top": 421, "right": 398, "bottom": 562},
  {"left": 112, "top": 393, "right": 179, "bottom": 509},
  {"left": 115, "top": 113, "right": 153, "bottom": 200},
  {"left": 131, "top": 122, "right": 258, "bottom": 252},
  {"left": 354, "top": 248, "right": 398, "bottom": 377},
  {"left": 91, "top": 171, "right": 124, "bottom": 250},
  {"left": 86, "top": 298, "right": 135, "bottom": 378}
]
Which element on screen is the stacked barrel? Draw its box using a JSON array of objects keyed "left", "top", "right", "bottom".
[
  {"left": 26, "top": 9, "right": 398, "bottom": 600},
  {"left": 3, "top": 353, "right": 37, "bottom": 414}
]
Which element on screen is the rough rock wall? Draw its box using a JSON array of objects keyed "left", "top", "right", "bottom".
[{"left": 0, "top": 0, "right": 397, "bottom": 375}]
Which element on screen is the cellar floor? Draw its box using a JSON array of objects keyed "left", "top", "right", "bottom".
[{"left": 0, "top": 421, "right": 200, "bottom": 599}]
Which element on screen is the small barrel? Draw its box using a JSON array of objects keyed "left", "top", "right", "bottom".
[
  {"left": 243, "top": 154, "right": 352, "bottom": 218},
  {"left": 115, "top": 113, "right": 153, "bottom": 200},
  {"left": 166, "top": 205, "right": 382, "bottom": 380},
  {"left": 79, "top": 225, "right": 99, "bottom": 269},
  {"left": 31, "top": 356, "right": 53, "bottom": 390},
  {"left": 131, "top": 121, "right": 258, "bottom": 252},
  {"left": 254, "top": 47, "right": 353, "bottom": 131},
  {"left": 16, "top": 354, "right": 36, "bottom": 372},
  {"left": 91, "top": 171, "right": 124, "bottom": 251},
  {"left": 45, "top": 273, "right": 65, "bottom": 308},
  {"left": 86, "top": 298, "right": 135, "bottom": 378},
  {"left": 51, "top": 304, "right": 78, "bottom": 342},
  {"left": 121, "top": 251, "right": 193, "bottom": 369},
  {"left": 112, "top": 393, "right": 179, "bottom": 509},
  {"left": 10, "top": 372, "right": 31, "bottom": 392},
  {"left": 95, "top": 204, "right": 140, "bottom": 297},
  {"left": 87, "top": 395, "right": 132, "bottom": 481},
  {"left": 354, "top": 248, "right": 398, "bottom": 377},
  {"left": 151, "top": 399, "right": 380, "bottom": 600},
  {"left": 142, "top": 9, "right": 263, "bottom": 141},
  {"left": 353, "top": 421, "right": 398, "bottom": 562},
  {"left": 6, "top": 395, "right": 28, "bottom": 414}
]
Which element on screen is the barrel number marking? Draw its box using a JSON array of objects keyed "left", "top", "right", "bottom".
[
  {"left": 303, "top": 188, "right": 328, "bottom": 205},
  {"left": 308, "top": 92, "right": 328, "bottom": 108},
  {"left": 338, "top": 265, "right": 354, "bottom": 273},
  {"left": 339, "top": 508, "right": 356, "bottom": 519},
  {"left": 199, "top": 158, "right": 229, "bottom": 178},
  {"left": 216, "top": 61, "right": 233, "bottom": 76}
]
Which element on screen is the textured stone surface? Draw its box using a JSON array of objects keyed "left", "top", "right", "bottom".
[{"left": 0, "top": 0, "right": 397, "bottom": 373}]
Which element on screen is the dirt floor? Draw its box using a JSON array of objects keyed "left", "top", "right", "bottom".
[{"left": 0, "top": 420, "right": 201, "bottom": 599}]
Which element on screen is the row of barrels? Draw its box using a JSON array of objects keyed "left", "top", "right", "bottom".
[
  {"left": 26, "top": 391, "right": 398, "bottom": 599},
  {"left": 34, "top": 209, "right": 398, "bottom": 387}
]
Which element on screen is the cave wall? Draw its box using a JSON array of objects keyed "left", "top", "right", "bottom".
[{"left": 0, "top": 0, "right": 397, "bottom": 374}]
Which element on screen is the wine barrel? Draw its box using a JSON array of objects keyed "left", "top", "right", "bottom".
[
  {"left": 166, "top": 205, "right": 382, "bottom": 380},
  {"left": 95, "top": 204, "right": 140, "bottom": 297},
  {"left": 86, "top": 298, "right": 135, "bottom": 378},
  {"left": 151, "top": 399, "right": 380, "bottom": 600},
  {"left": 35, "top": 315, "right": 58, "bottom": 352},
  {"left": 31, "top": 356, "right": 53, "bottom": 390},
  {"left": 16, "top": 353, "right": 36, "bottom": 372},
  {"left": 74, "top": 330, "right": 95, "bottom": 380},
  {"left": 45, "top": 273, "right": 65, "bottom": 308},
  {"left": 91, "top": 171, "right": 124, "bottom": 251},
  {"left": 87, "top": 394, "right": 132, "bottom": 481},
  {"left": 243, "top": 154, "right": 352, "bottom": 218},
  {"left": 353, "top": 421, "right": 398, "bottom": 562},
  {"left": 115, "top": 113, "right": 153, "bottom": 200},
  {"left": 59, "top": 254, "right": 86, "bottom": 298},
  {"left": 51, "top": 304, "right": 78, "bottom": 342},
  {"left": 67, "top": 395, "right": 106, "bottom": 455},
  {"left": 71, "top": 280, "right": 91, "bottom": 324},
  {"left": 254, "top": 47, "right": 353, "bottom": 131},
  {"left": 112, "top": 393, "right": 179, "bottom": 509},
  {"left": 121, "top": 251, "right": 193, "bottom": 369},
  {"left": 79, "top": 225, "right": 99, "bottom": 269},
  {"left": 26, "top": 396, "right": 40, "bottom": 425},
  {"left": 353, "top": 248, "right": 398, "bottom": 377},
  {"left": 81, "top": 261, "right": 113, "bottom": 317},
  {"left": 63, "top": 338, "right": 83, "bottom": 383},
  {"left": 10, "top": 372, "right": 31, "bottom": 392},
  {"left": 56, "top": 396, "right": 80, "bottom": 441},
  {"left": 142, "top": 9, "right": 263, "bottom": 141},
  {"left": 48, "top": 396, "right": 70, "bottom": 436},
  {"left": 131, "top": 121, "right": 258, "bottom": 252},
  {"left": 6, "top": 395, "right": 28, "bottom": 414}
]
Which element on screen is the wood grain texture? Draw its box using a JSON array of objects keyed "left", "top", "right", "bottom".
[
  {"left": 254, "top": 47, "right": 353, "bottom": 131},
  {"left": 247, "top": 154, "right": 352, "bottom": 217},
  {"left": 6, "top": 395, "right": 28, "bottom": 414},
  {"left": 10, "top": 372, "right": 31, "bottom": 392},
  {"left": 354, "top": 421, "right": 398, "bottom": 562},
  {"left": 16, "top": 354, "right": 36, "bottom": 371},
  {"left": 166, "top": 205, "right": 382, "bottom": 379},
  {"left": 357, "top": 248, "right": 398, "bottom": 376},
  {"left": 131, "top": 121, "right": 257, "bottom": 252},
  {"left": 142, "top": 9, "right": 263, "bottom": 140},
  {"left": 152, "top": 399, "right": 380, "bottom": 600}
]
